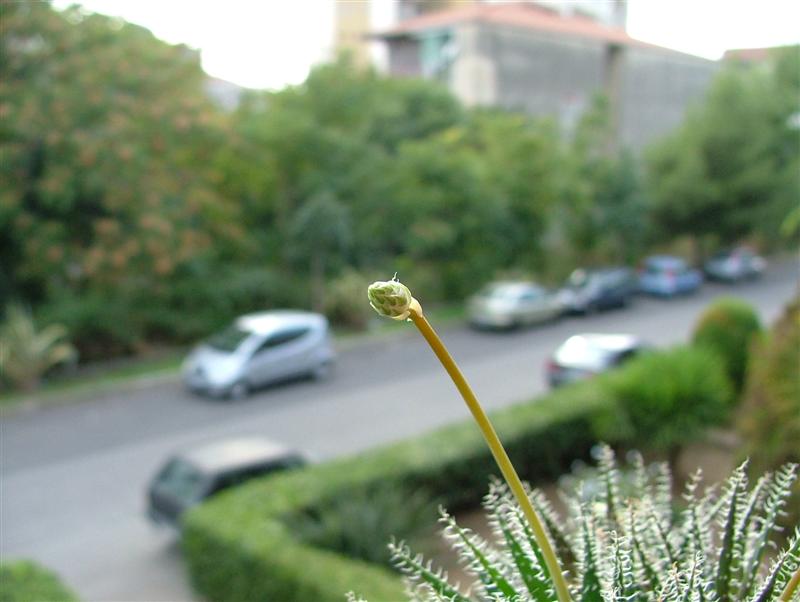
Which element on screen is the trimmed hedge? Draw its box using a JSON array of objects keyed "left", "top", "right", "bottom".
[
  {"left": 183, "top": 384, "right": 607, "bottom": 602},
  {"left": 691, "top": 297, "right": 762, "bottom": 393},
  {"left": 0, "top": 560, "right": 78, "bottom": 602},
  {"left": 594, "top": 345, "right": 733, "bottom": 455}
]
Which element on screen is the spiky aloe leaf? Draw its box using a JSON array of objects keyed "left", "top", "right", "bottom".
[
  {"left": 389, "top": 540, "right": 471, "bottom": 602},
  {"left": 608, "top": 532, "right": 637, "bottom": 601},
  {"left": 750, "top": 527, "right": 800, "bottom": 602},
  {"left": 627, "top": 501, "right": 661, "bottom": 593},
  {"left": 733, "top": 472, "right": 770, "bottom": 599},
  {"left": 715, "top": 461, "right": 748, "bottom": 601},
  {"left": 595, "top": 444, "right": 622, "bottom": 532},
  {"left": 644, "top": 499, "right": 677, "bottom": 568},
  {"left": 439, "top": 509, "right": 519, "bottom": 600},
  {"left": 530, "top": 488, "right": 575, "bottom": 567},
  {"left": 485, "top": 484, "right": 553, "bottom": 601},
  {"left": 744, "top": 464, "right": 798, "bottom": 599},
  {"left": 577, "top": 503, "right": 604, "bottom": 602}
]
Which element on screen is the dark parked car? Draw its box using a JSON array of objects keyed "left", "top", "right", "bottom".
[
  {"left": 558, "top": 267, "right": 637, "bottom": 314},
  {"left": 147, "top": 438, "right": 306, "bottom": 528},
  {"left": 638, "top": 255, "right": 703, "bottom": 297},
  {"left": 546, "top": 333, "right": 647, "bottom": 387},
  {"left": 704, "top": 247, "right": 766, "bottom": 282}
]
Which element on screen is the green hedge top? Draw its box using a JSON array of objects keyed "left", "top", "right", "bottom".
[
  {"left": 182, "top": 383, "right": 608, "bottom": 602},
  {"left": 0, "top": 560, "right": 78, "bottom": 602}
]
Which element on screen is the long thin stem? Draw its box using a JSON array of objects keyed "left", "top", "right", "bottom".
[
  {"left": 780, "top": 566, "right": 800, "bottom": 602},
  {"left": 409, "top": 310, "right": 572, "bottom": 602}
]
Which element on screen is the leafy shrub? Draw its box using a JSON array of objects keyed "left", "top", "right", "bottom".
[
  {"left": 692, "top": 297, "right": 762, "bottom": 393},
  {"left": 0, "top": 560, "right": 78, "bottom": 602},
  {"left": 183, "top": 385, "right": 608, "bottom": 602},
  {"left": 324, "top": 269, "right": 378, "bottom": 330},
  {"left": 739, "top": 297, "right": 800, "bottom": 527},
  {"left": 596, "top": 345, "right": 733, "bottom": 455},
  {"left": 288, "top": 484, "right": 437, "bottom": 567},
  {"left": 375, "top": 446, "right": 799, "bottom": 602},
  {"left": 0, "top": 304, "right": 76, "bottom": 391}
]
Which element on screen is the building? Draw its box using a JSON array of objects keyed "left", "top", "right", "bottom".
[
  {"left": 375, "top": 1, "right": 719, "bottom": 150},
  {"left": 334, "top": 0, "right": 372, "bottom": 66}
]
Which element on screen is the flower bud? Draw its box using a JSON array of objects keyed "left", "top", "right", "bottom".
[{"left": 367, "top": 278, "right": 422, "bottom": 320}]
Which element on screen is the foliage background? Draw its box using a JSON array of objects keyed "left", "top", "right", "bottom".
[{"left": 2, "top": 2, "right": 798, "bottom": 367}]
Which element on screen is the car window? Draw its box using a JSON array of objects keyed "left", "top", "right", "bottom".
[
  {"left": 154, "top": 458, "right": 206, "bottom": 502},
  {"left": 207, "top": 325, "right": 250, "bottom": 352},
  {"left": 613, "top": 348, "right": 639, "bottom": 366},
  {"left": 253, "top": 327, "right": 310, "bottom": 355},
  {"left": 207, "top": 457, "right": 305, "bottom": 496},
  {"left": 519, "top": 289, "right": 542, "bottom": 301}
]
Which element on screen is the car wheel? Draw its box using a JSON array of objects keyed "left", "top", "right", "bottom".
[
  {"left": 311, "top": 361, "right": 332, "bottom": 381},
  {"left": 228, "top": 380, "right": 249, "bottom": 401}
]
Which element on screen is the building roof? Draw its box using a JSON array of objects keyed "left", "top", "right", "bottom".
[
  {"left": 722, "top": 47, "right": 783, "bottom": 63},
  {"left": 377, "top": 1, "right": 649, "bottom": 48}
]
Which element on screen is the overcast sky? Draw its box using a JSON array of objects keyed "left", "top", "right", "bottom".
[{"left": 51, "top": 0, "right": 800, "bottom": 90}]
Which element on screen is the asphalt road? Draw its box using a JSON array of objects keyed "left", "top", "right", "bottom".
[{"left": 2, "top": 260, "right": 797, "bottom": 601}]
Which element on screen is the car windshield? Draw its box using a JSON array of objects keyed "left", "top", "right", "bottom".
[
  {"left": 207, "top": 325, "right": 250, "bottom": 352},
  {"left": 566, "top": 269, "right": 590, "bottom": 289},
  {"left": 480, "top": 284, "right": 540, "bottom": 300},
  {"left": 154, "top": 458, "right": 206, "bottom": 502},
  {"left": 555, "top": 337, "right": 613, "bottom": 370}
]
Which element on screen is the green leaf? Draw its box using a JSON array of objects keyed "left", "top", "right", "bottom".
[
  {"left": 440, "top": 510, "right": 520, "bottom": 600},
  {"left": 715, "top": 462, "right": 747, "bottom": 601},
  {"left": 389, "top": 540, "right": 472, "bottom": 602}
]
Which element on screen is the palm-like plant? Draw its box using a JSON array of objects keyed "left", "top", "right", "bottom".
[
  {"left": 373, "top": 446, "right": 799, "bottom": 602},
  {"left": 0, "top": 304, "right": 77, "bottom": 392}
]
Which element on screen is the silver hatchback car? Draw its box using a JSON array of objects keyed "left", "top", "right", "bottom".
[
  {"left": 468, "top": 281, "right": 562, "bottom": 329},
  {"left": 182, "top": 311, "right": 334, "bottom": 399}
]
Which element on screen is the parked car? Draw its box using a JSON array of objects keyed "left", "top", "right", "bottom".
[
  {"left": 546, "top": 333, "right": 647, "bottom": 388},
  {"left": 182, "top": 310, "right": 334, "bottom": 399},
  {"left": 558, "top": 267, "right": 637, "bottom": 314},
  {"left": 147, "top": 437, "right": 306, "bottom": 528},
  {"left": 704, "top": 247, "right": 766, "bottom": 282},
  {"left": 467, "top": 281, "right": 562, "bottom": 329},
  {"left": 638, "top": 255, "right": 703, "bottom": 297}
]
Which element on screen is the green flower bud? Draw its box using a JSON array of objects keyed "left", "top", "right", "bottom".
[{"left": 367, "top": 277, "right": 422, "bottom": 320}]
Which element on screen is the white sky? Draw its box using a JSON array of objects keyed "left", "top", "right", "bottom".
[{"left": 51, "top": 0, "right": 800, "bottom": 90}]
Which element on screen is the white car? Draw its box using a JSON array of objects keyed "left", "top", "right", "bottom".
[
  {"left": 182, "top": 311, "right": 334, "bottom": 399},
  {"left": 546, "top": 333, "right": 647, "bottom": 387},
  {"left": 704, "top": 247, "right": 766, "bottom": 282},
  {"left": 468, "top": 281, "right": 562, "bottom": 329}
]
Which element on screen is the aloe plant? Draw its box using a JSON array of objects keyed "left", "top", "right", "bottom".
[
  {"left": 351, "top": 446, "right": 799, "bottom": 601},
  {"left": 0, "top": 304, "right": 76, "bottom": 391}
]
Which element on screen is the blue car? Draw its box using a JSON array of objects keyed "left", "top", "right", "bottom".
[{"left": 638, "top": 256, "right": 702, "bottom": 297}]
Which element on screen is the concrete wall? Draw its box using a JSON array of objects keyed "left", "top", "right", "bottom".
[
  {"left": 465, "top": 23, "right": 606, "bottom": 134},
  {"left": 387, "top": 37, "right": 422, "bottom": 76},
  {"left": 384, "top": 23, "right": 718, "bottom": 151},
  {"left": 619, "top": 47, "right": 719, "bottom": 149}
]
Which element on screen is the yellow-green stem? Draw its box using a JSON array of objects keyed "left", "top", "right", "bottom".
[
  {"left": 409, "top": 310, "right": 572, "bottom": 602},
  {"left": 780, "top": 566, "right": 800, "bottom": 601}
]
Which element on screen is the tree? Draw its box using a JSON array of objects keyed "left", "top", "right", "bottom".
[
  {"left": 560, "top": 95, "right": 648, "bottom": 267},
  {"left": 288, "top": 192, "right": 352, "bottom": 312},
  {"left": 0, "top": 2, "right": 239, "bottom": 352},
  {"left": 645, "top": 47, "right": 800, "bottom": 257}
]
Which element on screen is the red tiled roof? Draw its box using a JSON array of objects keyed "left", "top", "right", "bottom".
[{"left": 377, "top": 1, "right": 648, "bottom": 48}]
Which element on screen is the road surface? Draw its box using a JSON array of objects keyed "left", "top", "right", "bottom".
[{"left": 2, "top": 261, "right": 797, "bottom": 601}]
